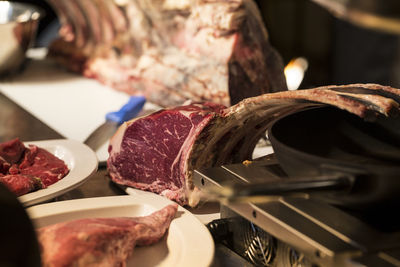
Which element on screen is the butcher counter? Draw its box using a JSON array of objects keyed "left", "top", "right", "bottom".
[{"left": 0, "top": 91, "right": 254, "bottom": 266}]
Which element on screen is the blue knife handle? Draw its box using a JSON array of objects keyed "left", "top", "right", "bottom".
[{"left": 105, "top": 96, "right": 146, "bottom": 124}]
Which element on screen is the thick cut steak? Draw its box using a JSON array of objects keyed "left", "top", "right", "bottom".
[
  {"left": 0, "top": 139, "right": 69, "bottom": 196},
  {"left": 108, "top": 102, "right": 226, "bottom": 204},
  {"left": 37, "top": 204, "right": 178, "bottom": 267},
  {"left": 46, "top": 0, "right": 287, "bottom": 107},
  {"left": 107, "top": 84, "right": 400, "bottom": 206}
]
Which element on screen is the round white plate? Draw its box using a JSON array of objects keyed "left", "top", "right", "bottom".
[
  {"left": 125, "top": 187, "right": 221, "bottom": 225},
  {"left": 18, "top": 139, "right": 98, "bottom": 207},
  {"left": 27, "top": 194, "right": 215, "bottom": 267}
]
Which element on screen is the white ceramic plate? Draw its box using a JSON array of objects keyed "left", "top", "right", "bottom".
[
  {"left": 18, "top": 139, "right": 98, "bottom": 207},
  {"left": 125, "top": 187, "right": 221, "bottom": 225},
  {"left": 27, "top": 194, "right": 215, "bottom": 267}
]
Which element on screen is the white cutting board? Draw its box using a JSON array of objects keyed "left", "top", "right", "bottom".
[{"left": 0, "top": 48, "right": 155, "bottom": 162}]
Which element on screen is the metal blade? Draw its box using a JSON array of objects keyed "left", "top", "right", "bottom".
[
  {"left": 194, "top": 161, "right": 353, "bottom": 203},
  {"left": 83, "top": 121, "right": 119, "bottom": 151}
]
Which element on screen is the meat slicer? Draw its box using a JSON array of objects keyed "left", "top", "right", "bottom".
[{"left": 194, "top": 106, "right": 400, "bottom": 267}]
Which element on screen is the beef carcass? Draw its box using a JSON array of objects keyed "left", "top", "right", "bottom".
[
  {"left": 0, "top": 139, "right": 69, "bottom": 196},
  {"left": 107, "top": 84, "right": 400, "bottom": 206},
  {"left": 37, "top": 204, "right": 178, "bottom": 267},
  {"left": 46, "top": 0, "right": 287, "bottom": 107}
]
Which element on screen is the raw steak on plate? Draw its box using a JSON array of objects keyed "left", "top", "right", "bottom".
[
  {"left": 37, "top": 203, "right": 178, "bottom": 267},
  {"left": 0, "top": 138, "right": 69, "bottom": 196}
]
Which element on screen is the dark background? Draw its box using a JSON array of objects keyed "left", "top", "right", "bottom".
[
  {"left": 11, "top": 0, "right": 400, "bottom": 89},
  {"left": 256, "top": 0, "right": 400, "bottom": 89}
]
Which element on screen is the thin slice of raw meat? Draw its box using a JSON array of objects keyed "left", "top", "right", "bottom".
[
  {"left": 37, "top": 204, "right": 178, "bottom": 267},
  {"left": 0, "top": 174, "right": 44, "bottom": 196}
]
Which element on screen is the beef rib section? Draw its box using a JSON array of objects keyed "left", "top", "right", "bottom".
[
  {"left": 46, "top": 0, "right": 287, "bottom": 107},
  {"left": 107, "top": 84, "right": 400, "bottom": 206}
]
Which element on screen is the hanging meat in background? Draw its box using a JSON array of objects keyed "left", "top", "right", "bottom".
[{"left": 45, "top": 0, "right": 287, "bottom": 107}]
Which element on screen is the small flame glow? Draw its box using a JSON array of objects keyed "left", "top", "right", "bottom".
[{"left": 284, "top": 57, "right": 309, "bottom": 90}]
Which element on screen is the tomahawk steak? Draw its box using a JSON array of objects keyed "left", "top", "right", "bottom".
[{"left": 107, "top": 84, "right": 400, "bottom": 206}]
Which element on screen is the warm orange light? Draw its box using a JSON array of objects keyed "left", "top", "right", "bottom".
[{"left": 284, "top": 57, "right": 308, "bottom": 90}]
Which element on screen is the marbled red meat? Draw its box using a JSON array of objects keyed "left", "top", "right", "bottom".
[
  {"left": 107, "top": 84, "right": 400, "bottom": 206},
  {"left": 37, "top": 204, "right": 178, "bottom": 267},
  {"left": 108, "top": 102, "right": 226, "bottom": 205},
  {"left": 0, "top": 174, "right": 43, "bottom": 196},
  {"left": 18, "top": 144, "right": 69, "bottom": 187},
  {"left": 0, "top": 138, "right": 26, "bottom": 173},
  {"left": 0, "top": 139, "right": 69, "bottom": 196}
]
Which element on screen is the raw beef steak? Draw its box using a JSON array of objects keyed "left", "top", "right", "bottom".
[
  {"left": 46, "top": 0, "right": 287, "bottom": 107},
  {"left": 17, "top": 144, "right": 69, "bottom": 187},
  {"left": 0, "top": 139, "right": 69, "bottom": 196},
  {"left": 0, "top": 174, "right": 43, "bottom": 197},
  {"left": 0, "top": 138, "right": 26, "bottom": 173},
  {"left": 108, "top": 102, "right": 226, "bottom": 205},
  {"left": 107, "top": 84, "right": 400, "bottom": 206},
  {"left": 37, "top": 204, "right": 178, "bottom": 267}
]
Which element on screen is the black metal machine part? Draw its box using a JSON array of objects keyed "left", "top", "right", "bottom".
[
  {"left": 206, "top": 204, "right": 400, "bottom": 267},
  {"left": 194, "top": 106, "right": 400, "bottom": 266},
  {"left": 309, "top": 0, "right": 400, "bottom": 34},
  {"left": 207, "top": 206, "right": 317, "bottom": 267},
  {"left": 196, "top": 155, "right": 400, "bottom": 266},
  {"left": 268, "top": 106, "right": 400, "bottom": 211},
  {"left": 201, "top": 106, "right": 400, "bottom": 215}
]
